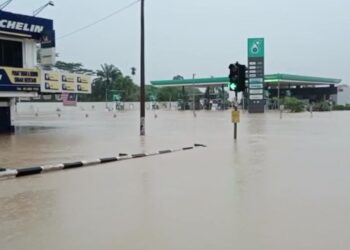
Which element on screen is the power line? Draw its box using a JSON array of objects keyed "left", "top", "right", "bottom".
[
  {"left": 58, "top": 0, "right": 140, "bottom": 40},
  {"left": 0, "top": 0, "right": 13, "bottom": 10}
]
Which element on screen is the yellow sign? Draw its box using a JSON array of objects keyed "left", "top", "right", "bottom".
[
  {"left": 231, "top": 110, "right": 240, "bottom": 123},
  {"left": 39, "top": 70, "right": 91, "bottom": 94},
  {"left": 76, "top": 75, "right": 92, "bottom": 93},
  {"left": 42, "top": 71, "right": 61, "bottom": 92},
  {"left": 61, "top": 73, "right": 76, "bottom": 92},
  {"left": 3, "top": 67, "right": 40, "bottom": 84}
]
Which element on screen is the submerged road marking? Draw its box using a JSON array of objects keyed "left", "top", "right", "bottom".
[{"left": 0, "top": 144, "right": 207, "bottom": 180}]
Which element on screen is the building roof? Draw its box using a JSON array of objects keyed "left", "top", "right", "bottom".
[{"left": 150, "top": 74, "right": 342, "bottom": 87}]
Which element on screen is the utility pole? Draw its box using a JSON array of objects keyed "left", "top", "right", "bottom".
[
  {"left": 192, "top": 73, "right": 196, "bottom": 116},
  {"left": 140, "top": 0, "right": 145, "bottom": 135},
  {"left": 105, "top": 78, "right": 109, "bottom": 109}
]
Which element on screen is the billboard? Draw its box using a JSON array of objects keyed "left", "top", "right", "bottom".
[
  {"left": 39, "top": 71, "right": 92, "bottom": 94},
  {"left": 61, "top": 73, "right": 76, "bottom": 92},
  {"left": 0, "top": 67, "right": 91, "bottom": 94},
  {"left": 41, "top": 71, "right": 61, "bottom": 92},
  {"left": 0, "top": 67, "right": 40, "bottom": 92},
  {"left": 76, "top": 75, "right": 92, "bottom": 93}
]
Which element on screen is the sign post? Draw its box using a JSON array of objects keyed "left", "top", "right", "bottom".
[
  {"left": 248, "top": 38, "right": 265, "bottom": 113},
  {"left": 231, "top": 109, "right": 240, "bottom": 140}
]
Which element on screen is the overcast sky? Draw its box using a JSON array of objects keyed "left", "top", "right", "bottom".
[{"left": 6, "top": 0, "right": 350, "bottom": 84}]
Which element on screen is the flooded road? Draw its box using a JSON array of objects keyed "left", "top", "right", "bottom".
[{"left": 1, "top": 104, "right": 350, "bottom": 250}]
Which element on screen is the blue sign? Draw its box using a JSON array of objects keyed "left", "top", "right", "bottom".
[
  {"left": 0, "top": 10, "right": 53, "bottom": 40},
  {"left": 0, "top": 67, "right": 40, "bottom": 92}
]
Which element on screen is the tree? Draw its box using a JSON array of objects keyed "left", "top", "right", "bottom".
[
  {"left": 96, "top": 64, "right": 121, "bottom": 83},
  {"left": 55, "top": 61, "right": 94, "bottom": 74},
  {"left": 96, "top": 64, "right": 121, "bottom": 105},
  {"left": 115, "top": 75, "right": 139, "bottom": 101},
  {"left": 173, "top": 75, "right": 184, "bottom": 80},
  {"left": 159, "top": 87, "right": 185, "bottom": 102},
  {"left": 47, "top": 61, "right": 140, "bottom": 102}
]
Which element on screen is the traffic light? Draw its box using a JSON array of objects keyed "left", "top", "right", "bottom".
[
  {"left": 237, "top": 64, "right": 246, "bottom": 92},
  {"left": 131, "top": 67, "right": 136, "bottom": 75},
  {"left": 228, "top": 63, "right": 238, "bottom": 91}
]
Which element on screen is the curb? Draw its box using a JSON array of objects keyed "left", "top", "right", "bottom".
[{"left": 0, "top": 144, "right": 207, "bottom": 180}]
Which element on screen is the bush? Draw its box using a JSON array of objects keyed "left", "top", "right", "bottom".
[
  {"left": 334, "top": 105, "right": 345, "bottom": 110},
  {"left": 312, "top": 101, "right": 331, "bottom": 112},
  {"left": 283, "top": 97, "right": 305, "bottom": 112}
]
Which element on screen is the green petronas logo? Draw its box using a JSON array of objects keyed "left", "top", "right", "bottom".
[
  {"left": 248, "top": 38, "right": 264, "bottom": 57},
  {"left": 251, "top": 41, "right": 261, "bottom": 55}
]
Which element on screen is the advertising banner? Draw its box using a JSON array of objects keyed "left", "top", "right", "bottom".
[
  {"left": 76, "top": 75, "right": 92, "bottom": 94},
  {"left": 61, "top": 92, "right": 77, "bottom": 106},
  {"left": 39, "top": 71, "right": 91, "bottom": 94},
  {"left": 61, "top": 73, "right": 76, "bottom": 92},
  {"left": 0, "top": 67, "right": 40, "bottom": 92},
  {"left": 0, "top": 67, "right": 91, "bottom": 94},
  {"left": 41, "top": 70, "right": 61, "bottom": 92}
]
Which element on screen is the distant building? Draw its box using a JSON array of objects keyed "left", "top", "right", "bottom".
[
  {"left": 335, "top": 85, "right": 350, "bottom": 105},
  {"left": 151, "top": 74, "right": 342, "bottom": 108}
]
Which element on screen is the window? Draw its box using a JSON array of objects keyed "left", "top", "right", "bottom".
[{"left": 0, "top": 39, "right": 23, "bottom": 68}]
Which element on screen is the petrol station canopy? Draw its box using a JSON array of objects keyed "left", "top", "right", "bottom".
[{"left": 151, "top": 74, "right": 342, "bottom": 88}]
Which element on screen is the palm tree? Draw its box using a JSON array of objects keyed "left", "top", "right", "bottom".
[{"left": 96, "top": 64, "right": 121, "bottom": 108}]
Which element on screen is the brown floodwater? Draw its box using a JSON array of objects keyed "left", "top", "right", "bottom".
[{"left": 1, "top": 105, "right": 350, "bottom": 250}]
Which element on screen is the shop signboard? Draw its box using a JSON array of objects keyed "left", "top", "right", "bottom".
[
  {"left": 61, "top": 73, "right": 76, "bottom": 92},
  {"left": 41, "top": 70, "right": 61, "bottom": 92},
  {"left": 0, "top": 66, "right": 40, "bottom": 92}
]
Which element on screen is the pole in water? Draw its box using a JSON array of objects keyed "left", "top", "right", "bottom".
[
  {"left": 140, "top": 0, "right": 146, "bottom": 136},
  {"left": 234, "top": 122, "right": 237, "bottom": 140},
  {"left": 279, "top": 104, "right": 284, "bottom": 119},
  {"left": 234, "top": 91, "right": 238, "bottom": 140},
  {"left": 310, "top": 103, "right": 313, "bottom": 118}
]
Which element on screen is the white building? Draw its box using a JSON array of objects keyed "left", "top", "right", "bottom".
[
  {"left": 335, "top": 85, "right": 350, "bottom": 105},
  {"left": 0, "top": 10, "right": 55, "bottom": 131}
]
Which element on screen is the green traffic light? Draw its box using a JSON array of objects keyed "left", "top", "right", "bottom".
[{"left": 228, "top": 82, "right": 237, "bottom": 91}]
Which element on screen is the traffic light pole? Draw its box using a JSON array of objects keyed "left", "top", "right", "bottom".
[
  {"left": 229, "top": 62, "right": 246, "bottom": 140},
  {"left": 234, "top": 91, "right": 238, "bottom": 140}
]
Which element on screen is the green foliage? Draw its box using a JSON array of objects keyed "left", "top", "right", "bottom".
[
  {"left": 173, "top": 75, "right": 184, "bottom": 80},
  {"left": 144, "top": 86, "right": 204, "bottom": 102},
  {"left": 96, "top": 64, "right": 121, "bottom": 83},
  {"left": 333, "top": 104, "right": 350, "bottom": 111},
  {"left": 78, "top": 63, "right": 139, "bottom": 102},
  {"left": 312, "top": 101, "right": 331, "bottom": 112},
  {"left": 55, "top": 61, "right": 94, "bottom": 74},
  {"left": 145, "top": 85, "right": 158, "bottom": 101},
  {"left": 282, "top": 97, "right": 305, "bottom": 112},
  {"left": 333, "top": 105, "right": 345, "bottom": 110}
]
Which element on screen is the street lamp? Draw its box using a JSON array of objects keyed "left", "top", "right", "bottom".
[
  {"left": 0, "top": 0, "right": 13, "bottom": 10},
  {"left": 33, "top": 1, "right": 54, "bottom": 16}
]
